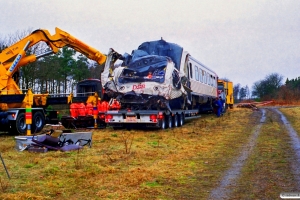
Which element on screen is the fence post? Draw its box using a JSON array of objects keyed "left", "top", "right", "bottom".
[{"left": 0, "top": 153, "right": 10, "bottom": 179}]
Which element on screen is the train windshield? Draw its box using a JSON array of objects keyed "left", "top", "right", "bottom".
[{"left": 118, "top": 55, "right": 167, "bottom": 84}]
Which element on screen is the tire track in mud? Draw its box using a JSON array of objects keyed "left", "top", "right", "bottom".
[
  {"left": 274, "top": 108, "right": 300, "bottom": 187},
  {"left": 208, "top": 109, "right": 266, "bottom": 199}
]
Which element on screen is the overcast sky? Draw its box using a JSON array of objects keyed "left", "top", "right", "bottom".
[{"left": 1, "top": 0, "right": 299, "bottom": 89}]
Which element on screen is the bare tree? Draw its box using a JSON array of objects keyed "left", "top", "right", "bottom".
[
  {"left": 239, "top": 87, "right": 246, "bottom": 101},
  {"left": 0, "top": 36, "right": 8, "bottom": 52},
  {"left": 245, "top": 85, "right": 250, "bottom": 99},
  {"left": 233, "top": 83, "right": 240, "bottom": 102},
  {"left": 89, "top": 61, "right": 105, "bottom": 79},
  {"left": 3, "top": 28, "right": 52, "bottom": 93},
  {"left": 6, "top": 27, "right": 34, "bottom": 46},
  {"left": 219, "top": 77, "right": 230, "bottom": 82},
  {"left": 252, "top": 73, "right": 283, "bottom": 100}
]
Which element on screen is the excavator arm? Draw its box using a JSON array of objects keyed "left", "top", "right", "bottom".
[{"left": 0, "top": 27, "right": 106, "bottom": 94}]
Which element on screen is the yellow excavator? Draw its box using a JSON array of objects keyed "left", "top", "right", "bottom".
[{"left": 0, "top": 27, "right": 106, "bottom": 134}]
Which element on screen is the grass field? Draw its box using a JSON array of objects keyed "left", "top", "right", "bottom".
[{"left": 0, "top": 107, "right": 299, "bottom": 199}]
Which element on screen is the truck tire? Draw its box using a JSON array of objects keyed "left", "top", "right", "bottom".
[
  {"left": 173, "top": 114, "right": 178, "bottom": 127},
  {"left": 32, "top": 111, "right": 45, "bottom": 133},
  {"left": 167, "top": 114, "right": 173, "bottom": 128},
  {"left": 160, "top": 117, "right": 166, "bottom": 129},
  {"left": 15, "top": 112, "right": 26, "bottom": 135},
  {"left": 223, "top": 104, "right": 228, "bottom": 113},
  {"left": 112, "top": 125, "right": 123, "bottom": 130},
  {"left": 178, "top": 113, "right": 184, "bottom": 127}
]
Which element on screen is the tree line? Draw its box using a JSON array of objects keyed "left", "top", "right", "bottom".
[{"left": 233, "top": 73, "right": 300, "bottom": 103}]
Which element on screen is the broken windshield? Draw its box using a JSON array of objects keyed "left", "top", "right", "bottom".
[{"left": 118, "top": 55, "right": 167, "bottom": 84}]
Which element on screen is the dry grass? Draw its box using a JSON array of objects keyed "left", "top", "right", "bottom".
[
  {"left": 0, "top": 107, "right": 297, "bottom": 199},
  {"left": 266, "top": 100, "right": 300, "bottom": 106},
  {"left": 280, "top": 106, "right": 300, "bottom": 135}
]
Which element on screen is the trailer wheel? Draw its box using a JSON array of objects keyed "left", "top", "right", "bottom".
[
  {"left": 223, "top": 104, "right": 227, "bottom": 113},
  {"left": 112, "top": 125, "right": 123, "bottom": 130},
  {"left": 167, "top": 114, "right": 173, "bottom": 128},
  {"left": 173, "top": 114, "right": 178, "bottom": 127},
  {"left": 32, "top": 111, "right": 45, "bottom": 133},
  {"left": 178, "top": 113, "right": 184, "bottom": 127},
  {"left": 160, "top": 117, "right": 167, "bottom": 129},
  {"left": 15, "top": 112, "right": 26, "bottom": 135}
]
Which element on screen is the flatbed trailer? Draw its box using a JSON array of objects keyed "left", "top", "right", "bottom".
[{"left": 105, "top": 109, "right": 200, "bottom": 129}]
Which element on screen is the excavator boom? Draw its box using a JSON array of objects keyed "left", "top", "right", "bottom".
[{"left": 0, "top": 27, "right": 106, "bottom": 66}]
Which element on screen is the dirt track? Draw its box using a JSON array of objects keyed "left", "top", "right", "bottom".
[
  {"left": 208, "top": 108, "right": 300, "bottom": 199},
  {"left": 209, "top": 109, "right": 266, "bottom": 199}
]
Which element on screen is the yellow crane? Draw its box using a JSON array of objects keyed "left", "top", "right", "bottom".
[{"left": 0, "top": 27, "right": 106, "bottom": 134}]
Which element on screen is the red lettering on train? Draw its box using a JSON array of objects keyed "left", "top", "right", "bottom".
[{"left": 132, "top": 84, "right": 145, "bottom": 90}]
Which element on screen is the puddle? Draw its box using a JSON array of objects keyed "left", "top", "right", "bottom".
[
  {"left": 208, "top": 109, "right": 266, "bottom": 199},
  {"left": 274, "top": 109, "right": 300, "bottom": 186}
]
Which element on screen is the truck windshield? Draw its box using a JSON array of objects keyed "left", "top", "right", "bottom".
[{"left": 218, "top": 85, "right": 224, "bottom": 90}]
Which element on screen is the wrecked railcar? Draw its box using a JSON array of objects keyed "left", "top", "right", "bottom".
[{"left": 101, "top": 39, "right": 218, "bottom": 129}]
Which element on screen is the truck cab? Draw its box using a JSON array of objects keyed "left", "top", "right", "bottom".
[{"left": 218, "top": 80, "right": 234, "bottom": 112}]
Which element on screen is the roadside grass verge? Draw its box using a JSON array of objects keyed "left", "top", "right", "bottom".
[
  {"left": 279, "top": 106, "right": 300, "bottom": 135},
  {"left": 0, "top": 108, "right": 260, "bottom": 199},
  {"left": 230, "top": 109, "right": 298, "bottom": 199}
]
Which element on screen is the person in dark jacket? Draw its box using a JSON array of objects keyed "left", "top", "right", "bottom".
[
  {"left": 214, "top": 97, "right": 223, "bottom": 117},
  {"left": 219, "top": 96, "right": 225, "bottom": 114}
]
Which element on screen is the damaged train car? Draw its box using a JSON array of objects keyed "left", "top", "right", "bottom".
[{"left": 101, "top": 39, "right": 218, "bottom": 129}]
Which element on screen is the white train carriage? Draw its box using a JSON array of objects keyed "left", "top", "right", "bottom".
[{"left": 180, "top": 53, "right": 218, "bottom": 110}]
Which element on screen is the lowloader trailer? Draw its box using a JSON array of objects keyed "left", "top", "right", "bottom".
[{"left": 105, "top": 109, "right": 200, "bottom": 129}]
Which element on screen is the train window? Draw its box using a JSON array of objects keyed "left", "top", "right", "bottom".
[
  {"left": 199, "top": 69, "right": 202, "bottom": 82},
  {"left": 203, "top": 71, "right": 206, "bottom": 84},
  {"left": 208, "top": 74, "right": 210, "bottom": 85},
  {"left": 189, "top": 63, "right": 193, "bottom": 79},
  {"left": 186, "top": 63, "right": 190, "bottom": 79},
  {"left": 195, "top": 66, "right": 199, "bottom": 81},
  {"left": 207, "top": 74, "right": 210, "bottom": 85}
]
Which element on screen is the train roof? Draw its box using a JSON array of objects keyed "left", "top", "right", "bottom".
[
  {"left": 188, "top": 56, "right": 218, "bottom": 77},
  {"left": 136, "top": 39, "right": 183, "bottom": 70},
  {"left": 128, "top": 39, "right": 217, "bottom": 77}
]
